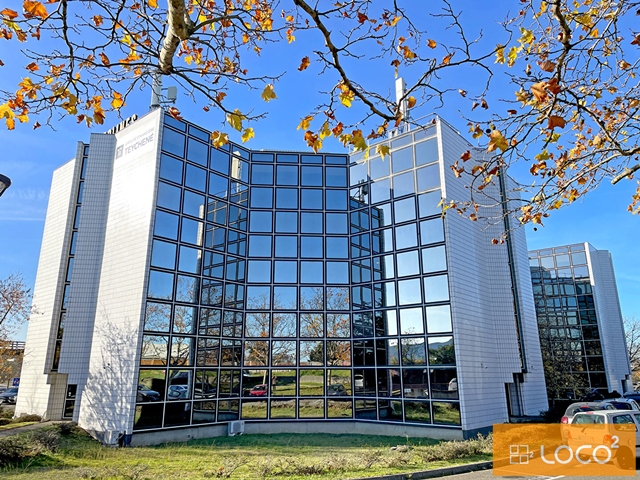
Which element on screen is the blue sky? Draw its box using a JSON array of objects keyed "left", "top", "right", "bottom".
[{"left": 0, "top": 1, "right": 638, "bottom": 341}]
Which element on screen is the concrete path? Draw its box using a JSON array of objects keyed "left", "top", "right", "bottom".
[{"left": 0, "top": 421, "right": 68, "bottom": 438}]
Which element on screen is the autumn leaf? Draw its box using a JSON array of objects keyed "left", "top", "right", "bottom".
[
  {"left": 339, "top": 85, "right": 355, "bottom": 107},
  {"left": 168, "top": 106, "right": 182, "bottom": 120},
  {"left": 99, "top": 52, "right": 110, "bottom": 66},
  {"left": 297, "top": 115, "right": 313, "bottom": 130},
  {"left": 260, "top": 84, "right": 277, "bottom": 102},
  {"left": 538, "top": 60, "right": 556, "bottom": 72},
  {"left": 319, "top": 121, "right": 331, "bottom": 140},
  {"left": 407, "top": 96, "right": 416, "bottom": 108},
  {"left": 0, "top": 60, "right": 4, "bottom": 66},
  {"left": 376, "top": 144, "right": 390, "bottom": 159},
  {"left": 111, "top": 91, "right": 124, "bottom": 110},
  {"left": 25, "top": 62, "right": 38, "bottom": 72},
  {"left": 148, "top": 0, "right": 158, "bottom": 9},
  {"left": 632, "top": 34, "right": 640, "bottom": 46},
  {"left": 357, "top": 12, "right": 368, "bottom": 24},
  {"left": 619, "top": 60, "right": 632, "bottom": 70},
  {"left": 547, "top": 115, "right": 566, "bottom": 129},
  {"left": 92, "top": 15, "right": 103, "bottom": 26},
  {"left": 226, "top": 109, "right": 244, "bottom": 131},
  {"left": 0, "top": 103, "right": 16, "bottom": 130},
  {"left": 427, "top": 39, "right": 436, "bottom": 49},
  {"left": 1, "top": 8, "right": 18, "bottom": 19},
  {"left": 23, "top": 0, "right": 48, "bottom": 19},
  {"left": 304, "top": 131, "right": 322, "bottom": 152},
  {"left": 441, "top": 53, "right": 453, "bottom": 65},
  {"left": 531, "top": 81, "right": 549, "bottom": 103},
  {"left": 458, "top": 89, "right": 467, "bottom": 97},
  {"left": 487, "top": 130, "right": 508, "bottom": 152},
  {"left": 460, "top": 150, "right": 471, "bottom": 161},
  {"left": 215, "top": 92, "right": 226, "bottom": 103},
  {"left": 211, "top": 130, "right": 229, "bottom": 149},
  {"left": 298, "top": 56, "right": 310, "bottom": 71},
  {"left": 241, "top": 127, "right": 255, "bottom": 143},
  {"left": 351, "top": 129, "right": 367, "bottom": 152}
]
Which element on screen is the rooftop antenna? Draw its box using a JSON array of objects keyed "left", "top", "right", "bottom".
[
  {"left": 150, "top": 72, "right": 177, "bottom": 110},
  {"left": 395, "top": 77, "right": 410, "bottom": 135}
]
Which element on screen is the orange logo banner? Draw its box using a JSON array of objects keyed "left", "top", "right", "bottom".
[{"left": 493, "top": 424, "right": 636, "bottom": 476}]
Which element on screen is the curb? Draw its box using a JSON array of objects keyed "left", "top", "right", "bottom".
[{"left": 352, "top": 461, "right": 493, "bottom": 480}]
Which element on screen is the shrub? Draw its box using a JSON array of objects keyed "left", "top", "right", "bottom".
[
  {"left": 0, "top": 418, "right": 11, "bottom": 426},
  {"left": 0, "top": 408, "right": 12, "bottom": 420},
  {"left": 0, "top": 436, "right": 40, "bottom": 467},
  {"left": 421, "top": 434, "right": 492, "bottom": 462},
  {"left": 15, "top": 414, "right": 42, "bottom": 423}
]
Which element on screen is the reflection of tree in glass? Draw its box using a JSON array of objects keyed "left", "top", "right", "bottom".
[
  {"left": 401, "top": 338, "right": 426, "bottom": 365},
  {"left": 140, "top": 335, "right": 169, "bottom": 366},
  {"left": 144, "top": 302, "right": 171, "bottom": 332},
  {"left": 428, "top": 338, "right": 455, "bottom": 366}
]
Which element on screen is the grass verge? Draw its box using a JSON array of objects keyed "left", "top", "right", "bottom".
[{"left": 0, "top": 425, "right": 492, "bottom": 479}]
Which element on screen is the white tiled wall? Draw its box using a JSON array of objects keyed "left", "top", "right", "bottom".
[
  {"left": 15, "top": 154, "right": 79, "bottom": 419},
  {"left": 588, "top": 246, "right": 631, "bottom": 392},
  {"left": 438, "top": 120, "right": 547, "bottom": 433},
  {"left": 77, "top": 110, "right": 162, "bottom": 436}
]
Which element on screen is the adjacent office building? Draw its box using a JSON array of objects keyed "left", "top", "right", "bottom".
[
  {"left": 529, "top": 243, "right": 631, "bottom": 400},
  {"left": 16, "top": 107, "right": 548, "bottom": 444}
]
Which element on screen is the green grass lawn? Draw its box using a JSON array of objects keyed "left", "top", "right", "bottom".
[{"left": 0, "top": 425, "right": 492, "bottom": 479}]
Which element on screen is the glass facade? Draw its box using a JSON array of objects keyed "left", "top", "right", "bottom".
[
  {"left": 529, "top": 244, "right": 605, "bottom": 399},
  {"left": 134, "top": 115, "right": 458, "bottom": 430}
]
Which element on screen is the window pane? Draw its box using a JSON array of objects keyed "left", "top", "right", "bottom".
[
  {"left": 162, "top": 128, "right": 185, "bottom": 157},
  {"left": 326, "top": 213, "right": 348, "bottom": 234},
  {"left": 416, "top": 164, "right": 440, "bottom": 192},
  {"left": 428, "top": 336, "right": 455, "bottom": 365},
  {"left": 397, "top": 250, "right": 420, "bottom": 277},
  {"left": 326, "top": 262, "right": 349, "bottom": 284},
  {"left": 187, "top": 138, "right": 208, "bottom": 166},
  {"left": 275, "top": 211, "right": 298, "bottom": 233},
  {"left": 251, "top": 164, "right": 274, "bottom": 185},
  {"left": 418, "top": 191, "right": 441, "bottom": 218},
  {"left": 326, "top": 190, "right": 347, "bottom": 210},
  {"left": 183, "top": 191, "right": 205, "bottom": 218},
  {"left": 274, "top": 286, "right": 297, "bottom": 309},
  {"left": 209, "top": 172, "right": 228, "bottom": 199},
  {"left": 415, "top": 138, "right": 438, "bottom": 165},
  {"left": 370, "top": 156, "right": 389, "bottom": 179},
  {"left": 160, "top": 154, "right": 183, "bottom": 184},
  {"left": 301, "top": 212, "right": 323, "bottom": 233},
  {"left": 275, "top": 235, "right": 298, "bottom": 257},
  {"left": 326, "top": 237, "right": 348, "bottom": 258},
  {"left": 401, "top": 338, "right": 426, "bottom": 365},
  {"left": 247, "top": 260, "right": 272, "bottom": 283},
  {"left": 301, "top": 262, "right": 323, "bottom": 283},
  {"left": 249, "top": 235, "right": 272, "bottom": 257},
  {"left": 210, "top": 148, "right": 229, "bottom": 174},
  {"left": 395, "top": 224, "right": 418, "bottom": 250},
  {"left": 400, "top": 307, "right": 424, "bottom": 334},
  {"left": 250, "top": 211, "right": 273, "bottom": 232},
  {"left": 302, "top": 166, "right": 323, "bottom": 186},
  {"left": 250, "top": 187, "right": 273, "bottom": 208},
  {"left": 274, "top": 260, "right": 298, "bottom": 283},
  {"left": 398, "top": 279, "right": 422, "bottom": 305},
  {"left": 426, "top": 305, "right": 452, "bottom": 333},
  {"left": 420, "top": 218, "right": 445, "bottom": 245},
  {"left": 144, "top": 302, "right": 171, "bottom": 332},
  {"left": 301, "top": 236, "right": 323, "bottom": 258},
  {"left": 154, "top": 210, "right": 179, "bottom": 240},
  {"left": 276, "top": 165, "right": 298, "bottom": 185},
  {"left": 393, "top": 171, "right": 415, "bottom": 197},
  {"left": 184, "top": 164, "right": 206, "bottom": 192},
  {"left": 157, "top": 182, "right": 181, "bottom": 211},
  {"left": 148, "top": 270, "right": 174, "bottom": 300},
  {"left": 301, "top": 189, "right": 323, "bottom": 209},
  {"left": 391, "top": 146, "right": 413, "bottom": 173},
  {"left": 326, "top": 167, "right": 347, "bottom": 187},
  {"left": 181, "top": 218, "right": 203, "bottom": 246},
  {"left": 424, "top": 275, "right": 449, "bottom": 302},
  {"left": 394, "top": 198, "right": 416, "bottom": 223},
  {"left": 276, "top": 188, "right": 298, "bottom": 209},
  {"left": 370, "top": 178, "right": 390, "bottom": 204}
]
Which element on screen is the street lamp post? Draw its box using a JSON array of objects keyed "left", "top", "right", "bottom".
[{"left": 0, "top": 174, "right": 11, "bottom": 197}]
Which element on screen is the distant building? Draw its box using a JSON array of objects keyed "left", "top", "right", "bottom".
[
  {"left": 0, "top": 341, "right": 24, "bottom": 387},
  {"left": 529, "top": 243, "right": 631, "bottom": 399},
  {"left": 16, "top": 107, "right": 547, "bottom": 444}
]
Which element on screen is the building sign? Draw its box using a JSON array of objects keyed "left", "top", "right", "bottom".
[{"left": 115, "top": 127, "right": 156, "bottom": 160}]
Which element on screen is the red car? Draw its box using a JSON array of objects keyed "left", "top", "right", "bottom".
[{"left": 249, "top": 384, "right": 268, "bottom": 397}]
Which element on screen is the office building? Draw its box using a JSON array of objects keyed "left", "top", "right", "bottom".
[
  {"left": 529, "top": 243, "right": 631, "bottom": 400},
  {"left": 16, "top": 107, "right": 547, "bottom": 444}
]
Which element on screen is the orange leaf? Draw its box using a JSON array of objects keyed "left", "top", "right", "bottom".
[
  {"left": 538, "top": 60, "right": 556, "bottom": 72},
  {"left": 33, "top": 121, "right": 41, "bottom": 129},
  {"left": 111, "top": 91, "right": 124, "bottom": 110},
  {"left": 531, "top": 81, "right": 549, "bottom": 103},
  {"left": 547, "top": 115, "right": 566, "bottom": 129},
  {"left": 442, "top": 53, "right": 453, "bottom": 65},
  {"left": 407, "top": 96, "right": 416, "bottom": 108},
  {"left": 298, "top": 56, "right": 310, "bottom": 71},
  {"left": 460, "top": 150, "right": 471, "bottom": 161},
  {"left": 487, "top": 130, "right": 509, "bottom": 153},
  {"left": 26, "top": 62, "right": 38, "bottom": 72},
  {"left": 458, "top": 89, "right": 467, "bottom": 97},
  {"left": 357, "top": 12, "right": 367, "bottom": 24},
  {"left": 1, "top": 8, "right": 18, "bottom": 19},
  {"left": 427, "top": 39, "right": 436, "bottom": 49},
  {"left": 99, "top": 52, "right": 110, "bottom": 66},
  {"left": 148, "top": 0, "right": 158, "bottom": 8},
  {"left": 546, "top": 77, "right": 561, "bottom": 95},
  {"left": 507, "top": 109, "right": 517, "bottom": 115},
  {"left": 92, "top": 15, "right": 103, "bottom": 27},
  {"left": 168, "top": 106, "right": 182, "bottom": 120},
  {"left": 23, "top": 0, "right": 48, "bottom": 19}
]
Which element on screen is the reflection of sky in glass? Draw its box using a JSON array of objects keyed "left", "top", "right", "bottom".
[
  {"left": 424, "top": 275, "right": 450, "bottom": 302},
  {"left": 396, "top": 250, "right": 420, "bottom": 277},
  {"left": 426, "top": 305, "right": 452, "bottom": 333},
  {"left": 400, "top": 307, "right": 424, "bottom": 334},
  {"left": 398, "top": 279, "right": 422, "bottom": 305}
]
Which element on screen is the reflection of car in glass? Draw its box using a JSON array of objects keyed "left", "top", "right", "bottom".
[
  {"left": 249, "top": 384, "right": 268, "bottom": 397},
  {"left": 194, "top": 382, "right": 217, "bottom": 399},
  {"left": 167, "top": 385, "right": 189, "bottom": 399},
  {"left": 354, "top": 375, "right": 364, "bottom": 390},
  {"left": 327, "top": 384, "right": 348, "bottom": 396},
  {"left": 137, "top": 384, "right": 161, "bottom": 402},
  {"left": 448, "top": 378, "right": 457, "bottom": 392},
  {"left": 0, "top": 387, "right": 18, "bottom": 404}
]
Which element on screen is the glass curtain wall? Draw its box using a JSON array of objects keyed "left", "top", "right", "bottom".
[{"left": 135, "top": 116, "right": 459, "bottom": 430}]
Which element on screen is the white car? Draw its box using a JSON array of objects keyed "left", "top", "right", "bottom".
[{"left": 569, "top": 410, "right": 640, "bottom": 467}]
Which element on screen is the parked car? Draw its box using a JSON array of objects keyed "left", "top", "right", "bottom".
[
  {"left": 623, "top": 392, "right": 640, "bottom": 402},
  {"left": 568, "top": 410, "right": 640, "bottom": 467},
  {"left": 249, "top": 384, "right": 268, "bottom": 397},
  {"left": 448, "top": 378, "right": 458, "bottom": 392},
  {"left": 327, "top": 384, "right": 348, "bottom": 396},
  {"left": 560, "top": 402, "right": 611, "bottom": 424},
  {"left": 167, "top": 385, "right": 189, "bottom": 400},
  {"left": 137, "top": 384, "right": 161, "bottom": 402},
  {"left": 354, "top": 374, "right": 364, "bottom": 390},
  {"left": 0, "top": 387, "right": 18, "bottom": 404},
  {"left": 601, "top": 398, "right": 640, "bottom": 411}
]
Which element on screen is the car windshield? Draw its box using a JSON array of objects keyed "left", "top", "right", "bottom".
[
  {"left": 5, "top": 388, "right": 18, "bottom": 394},
  {"left": 138, "top": 385, "right": 151, "bottom": 391}
]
